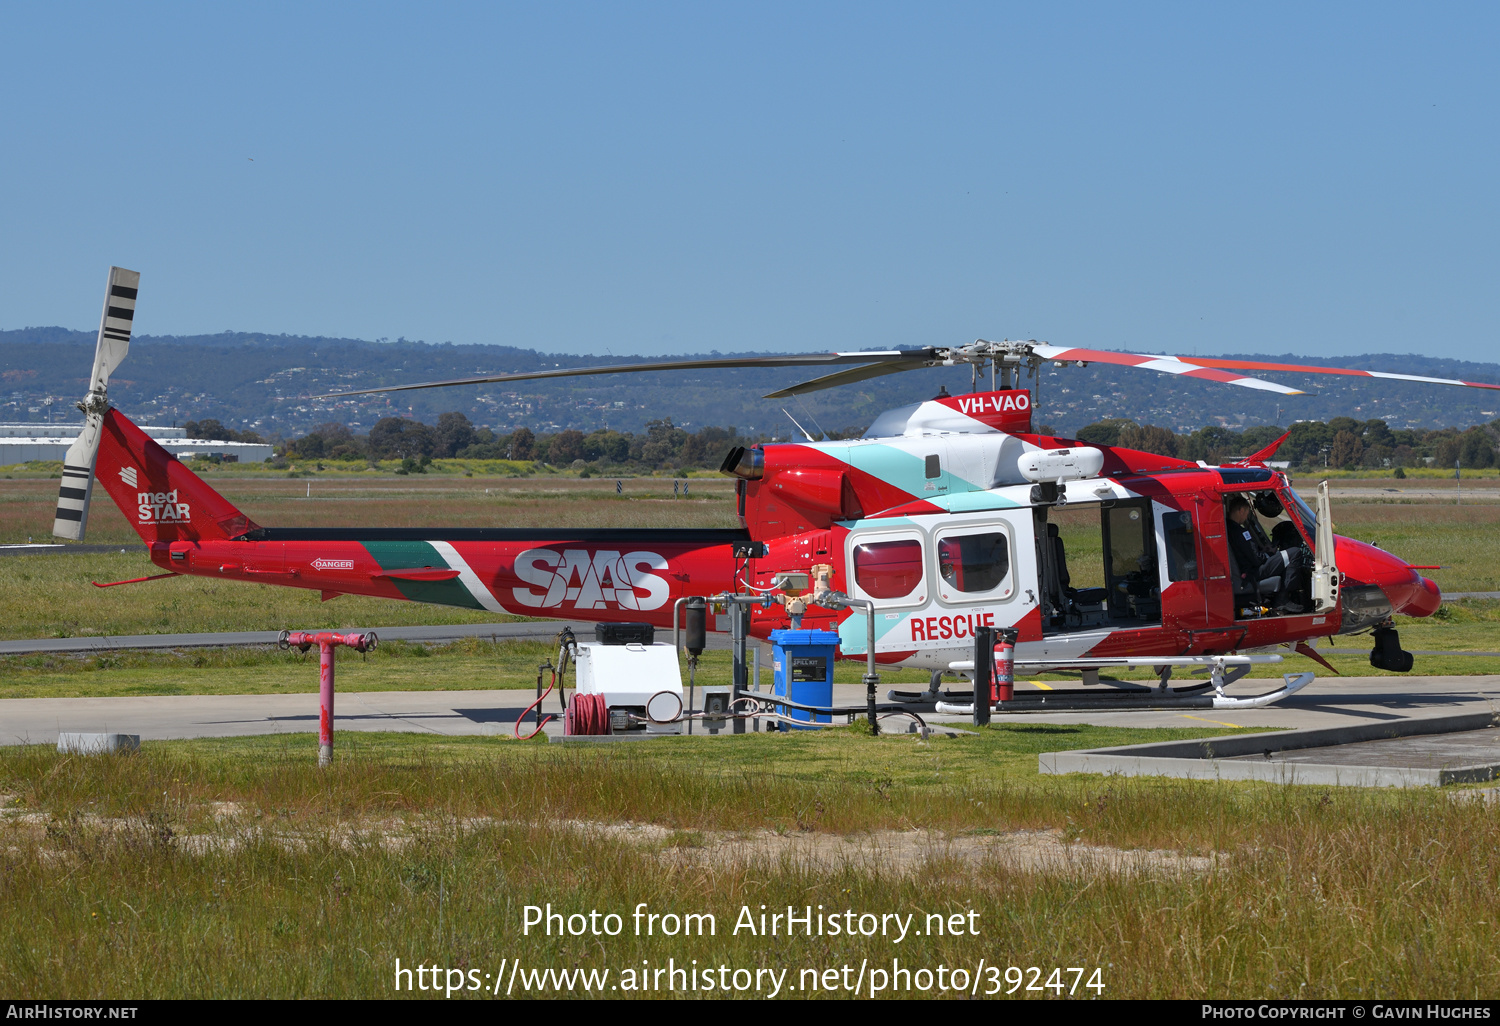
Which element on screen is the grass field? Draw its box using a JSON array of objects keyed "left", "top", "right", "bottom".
[{"left": 4, "top": 729, "right": 1499, "bottom": 999}]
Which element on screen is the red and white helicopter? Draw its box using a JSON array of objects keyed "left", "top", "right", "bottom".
[{"left": 54, "top": 267, "right": 1483, "bottom": 710}]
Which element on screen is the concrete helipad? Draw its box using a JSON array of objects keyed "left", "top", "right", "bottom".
[
  {"left": 1040, "top": 711, "right": 1500, "bottom": 787},
  {"left": 4, "top": 674, "right": 1500, "bottom": 752}
]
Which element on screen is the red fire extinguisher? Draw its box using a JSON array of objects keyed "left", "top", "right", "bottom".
[{"left": 992, "top": 629, "right": 1017, "bottom": 703}]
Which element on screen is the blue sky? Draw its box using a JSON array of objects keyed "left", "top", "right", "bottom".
[{"left": 2, "top": 3, "right": 1496, "bottom": 360}]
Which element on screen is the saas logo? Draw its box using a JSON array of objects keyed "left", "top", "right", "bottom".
[
  {"left": 311, "top": 558, "right": 355, "bottom": 571},
  {"left": 137, "top": 489, "right": 191, "bottom": 524},
  {"left": 119, "top": 465, "right": 138, "bottom": 488},
  {"left": 511, "top": 549, "right": 670, "bottom": 611}
]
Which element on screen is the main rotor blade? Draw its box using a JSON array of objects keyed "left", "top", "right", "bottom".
[
  {"left": 1031, "top": 345, "right": 1309, "bottom": 396},
  {"left": 309, "top": 350, "right": 924, "bottom": 399},
  {"left": 1153, "top": 354, "right": 1500, "bottom": 392},
  {"left": 763, "top": 356, "right": 933, "bottom": 398}
]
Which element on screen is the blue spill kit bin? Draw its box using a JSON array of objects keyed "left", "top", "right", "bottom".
[{"left": 770, "top": 628, "right": 839, "bottom": 730}]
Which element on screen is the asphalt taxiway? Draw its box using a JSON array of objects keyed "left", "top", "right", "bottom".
[{"left": 4, "top": 674, "right": 1498, "bottom": 747}]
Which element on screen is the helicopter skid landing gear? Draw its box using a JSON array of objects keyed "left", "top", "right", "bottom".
[
  {"left": 1369, "top": 625, "right": 1414, "bottom": 673},
  {"left": 885, "top": 671, "right": 958, "bottom": 705},
  {"left": 932, "top": 672, "right": 1315, "bottom": 714}
]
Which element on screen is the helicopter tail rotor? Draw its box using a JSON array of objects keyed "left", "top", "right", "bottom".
[{"left": 53, "top": 266, "right": 139, "bottom": 541}]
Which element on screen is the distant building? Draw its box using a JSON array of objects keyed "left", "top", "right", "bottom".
[{"left": 0, "top": 423, "right": 273, "bottom": 464}]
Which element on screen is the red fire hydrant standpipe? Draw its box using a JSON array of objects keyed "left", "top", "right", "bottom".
[{"left": 279, "top": 630, "right": 378, "bottom": 767}]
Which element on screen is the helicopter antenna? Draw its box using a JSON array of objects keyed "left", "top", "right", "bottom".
[
  {"left": 792, "top": 393, "right": 829, "bottom": 440},
  {"left": 780, "top": 408, "right": 817, "bottom": 442},
  {"left": 1029, "top": 359, "right": 1041, "bottom": 427}
]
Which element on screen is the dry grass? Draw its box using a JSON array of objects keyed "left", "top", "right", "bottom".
[{"left": 3, "top": 730, "right": 1499, "bottom": 998}]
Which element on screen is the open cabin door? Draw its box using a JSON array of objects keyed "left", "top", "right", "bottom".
[
  {"left": 1311, "top": 480, "right": 1340, "bottom": 613},
  {"left": 1037, "top": 499, "right": 1163, "bottom": 634}
]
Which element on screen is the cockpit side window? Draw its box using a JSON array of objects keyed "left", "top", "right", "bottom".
[{"left": 1162, "top": 511, "right": 1198, "bottom": 581}]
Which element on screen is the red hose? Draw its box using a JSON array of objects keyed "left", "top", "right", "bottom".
[
  {"left": 566, "top": 692, "right": 611, "bottom": 736},
  {"left": 515, "top": 667, "right": 558, "bottom": 741}
]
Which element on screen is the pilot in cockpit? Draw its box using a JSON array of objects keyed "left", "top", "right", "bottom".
[{"left": 1225, "top": 493, "right": 1310, "bottom": 614}]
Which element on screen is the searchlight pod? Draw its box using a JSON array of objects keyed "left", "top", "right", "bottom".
[{"left": 1017, "top": 447, "right": 1106, "bottom": 484}]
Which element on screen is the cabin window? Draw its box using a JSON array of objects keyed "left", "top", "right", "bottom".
[
  {"left": 935, "top": 530, "right": 1011, "bottom": 600},
  {"left": 1107, "top": 505, "right": 1150, "bottom": 578},
  {"left": 852, "top": 537, "right": 925, "bottom": 601},
  {"left": 1161, "top": 511, "right": 1198, "bottom": 581},
  {"left": 925, "top": 455, "right": 941, "bottom": 479},
  {"left": 938, "top": 534, "right": 1008, "bottom": 593},
  {"left": 1103, "top": 502, "right": 1161, "bottom": 620}
]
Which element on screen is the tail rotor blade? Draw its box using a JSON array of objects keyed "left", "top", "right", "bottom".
[
  {"left": 53, "top": 266, "right": 139, "bottom": 541},
  {"left": 53, "top": 414, "right": 102, "bottom": 540},
  {"left": 92, "top": 267, "right": 139, "bottom": 390}
]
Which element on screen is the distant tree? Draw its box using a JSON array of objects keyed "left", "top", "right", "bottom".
[
  {"left": 1178, "top": 425, "right": 1239, "bottom": 464},
  {"left": 583, "top": 429, "right": 630, "bottom": 464},
  {"left": 1460, "top": 426, "right": 1496, "bottom": 469},
  {"left": 550, "top": 429, "right": 585, "bottom": 465},
  {"left": 680, "top": 433, "right": 706, "bottom": 466},
  {"left": 1362, "top": 419, "right": 1396, "bottom": 449},
  {"left": 282, "top": 422, "right": 356, "bottom": 459},
  {"left": 1431, "top": 430, "right": 1462, "bottom": 469},
  {"left": 1238, "top": 425, "right": 1286, "bottom": 456},
  {"left": 1076, "top": 419, "right": 1134, "bottom": 448},
  {"left": 640, "top": 418, "right": 686, "bottom": 467},
  {"left": 1283, "top": 421, "right": 1334, "bottom": 467},
  {"left": 582, "top": 429, "right": 630, "bottom": 465},
  {"left": 1116, "top": 424, "right": 1178, "bottom": 457},
  {"left": 184, "top": 418, "right": 228, "bottom": 440},
  {"left": 185, "top": 418, "right": 265, "bottom": 443},
  {"left": 1329, "top": 430, "right": 1365, "bottom": 470},
  {"left": 433, "top": 412, "right": 476, "bottom": 458},
  {"left": 285, "top": 432, "right": 323, "bottom": 459},
  {"left": 508, "top": 426, "right": 535, "bottom": 461},
  {"left": 368, "top": 417, "right": 434, "bottom": 460}
]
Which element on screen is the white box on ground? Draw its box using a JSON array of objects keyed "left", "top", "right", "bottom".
[
  {"left": 57, "top": 733, "right": 139, "bottom": 754},
  {"left": 574, "top": 642, "right": 684, "bottom": 732}
]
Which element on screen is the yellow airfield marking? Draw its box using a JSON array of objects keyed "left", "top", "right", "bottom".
[
  {"left": 1180, "top": 713, "right": 1241, "bottom": 729},
  {"left": 1029, "top": 680, "right": 1053, "bottom": 690}
]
